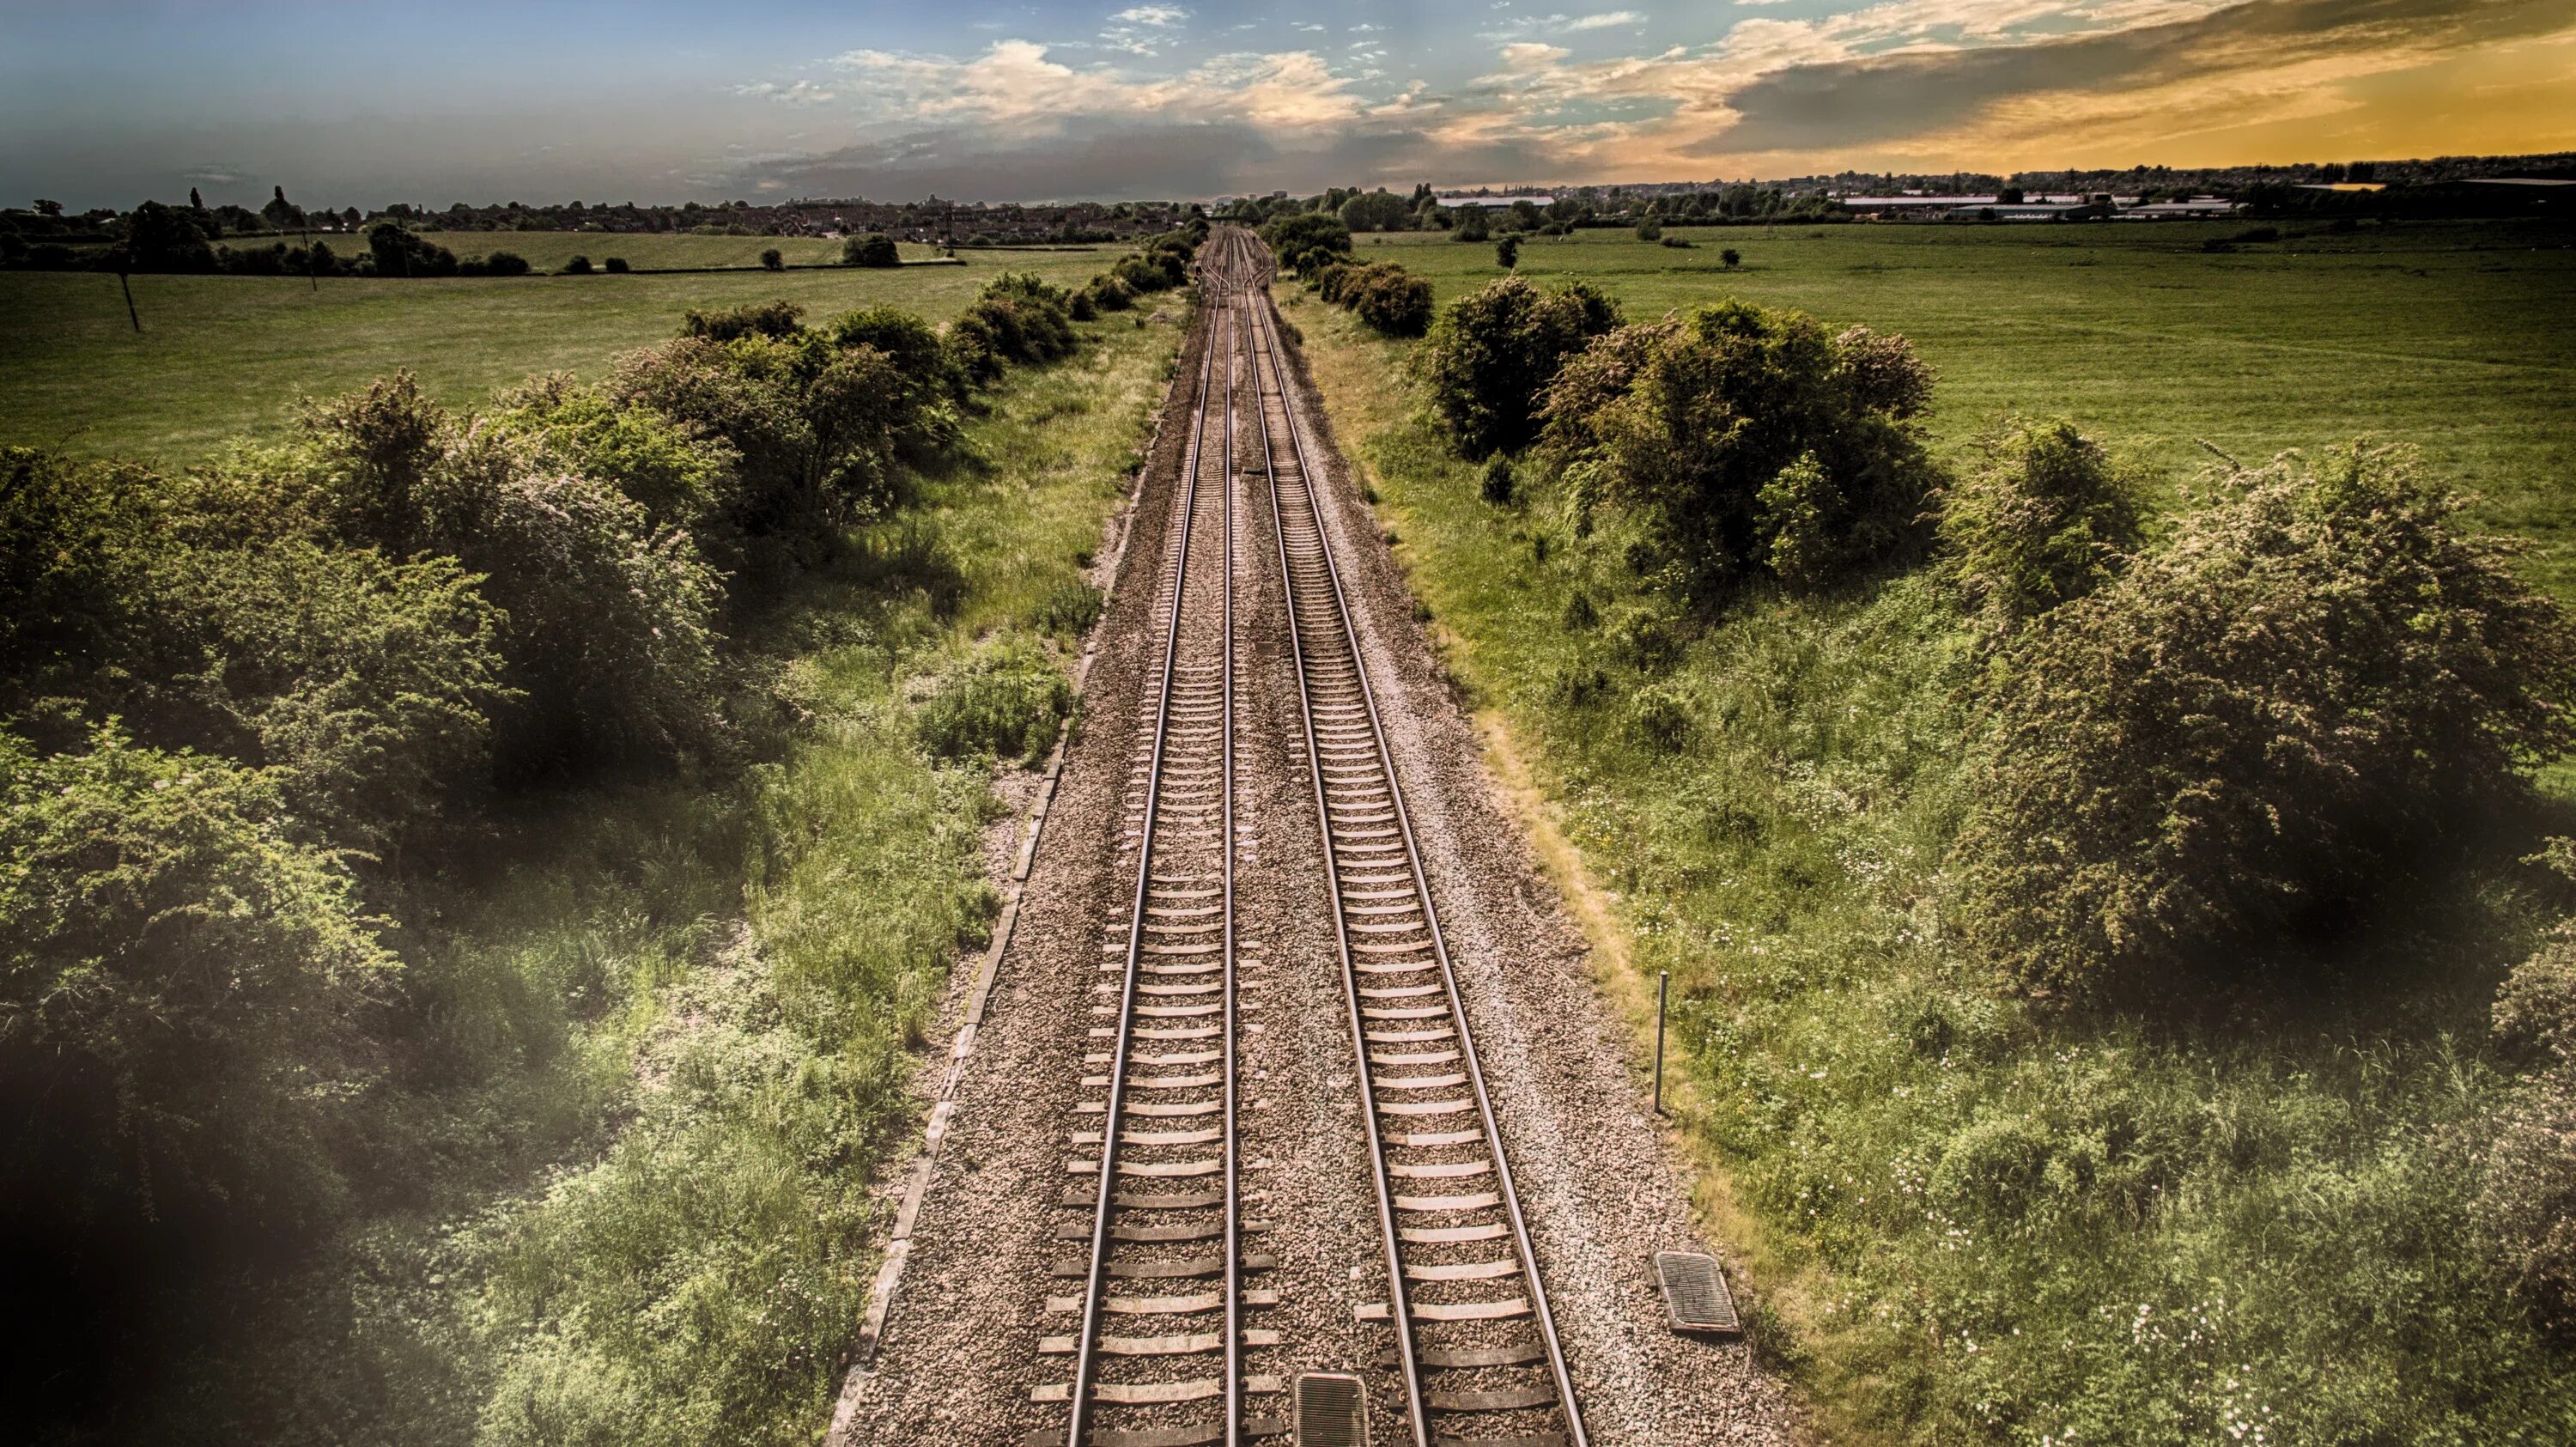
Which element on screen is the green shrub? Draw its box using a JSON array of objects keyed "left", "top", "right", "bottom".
[
  {"left": 491, "top": 374, "right": 742, "bottom": 537},
  {"left": 681, "top": 299, "right": 804, "bottom": 342},
  {"left": 151, "top": 539, "right": 513, "bottom": 854},
  {"left": 1422, "top": 276, "right": 1621, "bottom": 459},
  {"left": 1353, "top": 268, "right": 1433, "bottom": 337},
  {"left": 1939, "top": 416, "right": 2147, "bottom": 634},
  {"left": 614, "top": 332, "right": 914, "bottom": 553},
  {"left": 1537, "top": 300, "right": 1938, "bottom": 593},
  {"left": 1955, "top": 444, "right": 2576, "bottom": 999},
  {"left": 562, "top": 255, "right": 593, "bottom": 276},
  {"left": 1480, "top": 453, "right": 1516, "bottom": 505},
  {"left": 842, "top": 234, "right": 900, "bottom": 268},
  {"left": 1624, "top": 683, "right": 1694, "bottom": 750},
  {"left": 759, "top": 247, "right": 783, "bottom": 271},
  {"left": 0, "top": 725, "right": 396, "bottom": 1243},
  {"left": 298, "top": 376, "right": 725, "bottom": 771},
  {"left": 914, "top": 634, "right": 1073, "bottom": 765}
]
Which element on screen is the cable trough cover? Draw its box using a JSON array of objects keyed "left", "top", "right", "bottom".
[
  {"left": 1295, "top": 1371, "right": 1368, "bottom": 1447},
  {"left": 1654, "top": 1249, "right": 1741, "bottom": 1335}
]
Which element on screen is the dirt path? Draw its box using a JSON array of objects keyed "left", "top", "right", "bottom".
[{"left": 827, "top": 254, "right": 1792, "bottom": 1447}]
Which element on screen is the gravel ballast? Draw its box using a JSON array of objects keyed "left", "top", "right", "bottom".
[{"left": 829, "top": 254, "right": 1792, "bottom": 1447}]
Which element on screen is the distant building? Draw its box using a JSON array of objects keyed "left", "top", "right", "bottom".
[{"left": 1435, "top": 194, "right": 1556, "bottom": 208}]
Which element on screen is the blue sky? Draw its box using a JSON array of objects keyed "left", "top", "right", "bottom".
[{"left": 3, "top": 0, "right": 2571, "bottom": 207}]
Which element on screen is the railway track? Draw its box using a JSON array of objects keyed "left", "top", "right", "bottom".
[
  {"left": 1036, "top": 226, "right": 1584, "bottom": 1447},
  {"left": 1240, "top": 252, "right": 1589, "bottom": 1447}
]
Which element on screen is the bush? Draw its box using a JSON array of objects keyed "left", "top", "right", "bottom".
[
  {"left": 299, "top": 376, "right": 724, "bottom": 771},
  {"left": 1480, "top": 453, "right": 1516, "bottom": 505},
  {"left": 483, "top": 251, "right": 532, "bottom": 277},
  {"left": 1660, "top": 235, "right": 1694, "bottom": 249},
  {"left": 0, "top": 724, "right": 396, "bottom": 1245},
  {"left": 1495, "top": 236, "right": 1519, "bottom": 270},
  {"left": 1954, "top": 444, "right": 2576, "bottom": 999},
  {"left": 489, "top": 373, "right": 743, "bottom": 538},
  {"left": 562, "top": 254, "right": 593, "bottom": 276},
  {"left": 1535, "top": 299, "right": 1938, "bottom": 591},
  {"left": 842, "top": 233, "right": 900, "bottom": 268},
  {"left": 914, "top": 634, "right": 1074, "bottom": 765},
  {"left": 615, "top": 332, "right": 914, "bottom": 557},
  {"left": 1453, "top": 210, "right": 1490, "bottom": 243},
  {"left": 1939, "top": 417, "right": 2147, "bottom": 634},
  {"left": 604, "top": 256, "right": 629, "bottom": 273},
  {"left": 759, "top": 247, "right": 784, "bottom": 271},
  {"left": 1086, "top": 273, "right": 1136, "bottom": 312},
  {"left": 1635, "top": 220, "right": 1662, "bottom": 242},
  {"left": 149, "top": 540, "right": 513, "bottom": 855},
  {"left": 682, "top": 299, "right": 805, "bottom": 346},
  {"left": 1422, "top": 276, "right": 1621, "bottom": 459},
  {"left": 1353, "top": 268, "right": 1433, "bottom": 337},
  {"left": 1721, "top": 247, "right": 1742, "bottom": 269}
]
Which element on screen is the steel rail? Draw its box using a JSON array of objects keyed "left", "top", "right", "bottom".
[
  {"left": 1066, "top": 241, "right": 1239, "bottom": 1445},
  {"left": 1242, "top": 251, "right": 1589, "bottom": 1447}
]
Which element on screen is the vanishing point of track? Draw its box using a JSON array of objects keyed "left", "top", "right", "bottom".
[{"left": 1037, "top": 227, "right": 1586, "bottom": 1447}]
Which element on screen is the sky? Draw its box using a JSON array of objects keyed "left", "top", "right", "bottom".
[{"left": 3, "top": 0, "right": 2573, "bottom": 209}]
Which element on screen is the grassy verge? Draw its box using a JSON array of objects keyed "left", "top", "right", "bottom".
[
  {"left": 0, "top": 243, "right": 1134, "bottom": 462},
  {"left": 145, "top": 314, "right": 1180, "bottom": 1447},
  {"left": 1290, "top": 293, "right": 2576, "bottom": 1445}
]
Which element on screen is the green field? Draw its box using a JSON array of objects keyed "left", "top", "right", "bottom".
[
  {"left": 1359, "top": 219, "right": 2576, "bottom": 585},
  {"left": 0, "top": 239, "right": 1136, "bottom": 463}
]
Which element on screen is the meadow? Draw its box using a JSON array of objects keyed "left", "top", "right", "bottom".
[
  {"left": 1362, "top": 218, "right": 2576, "bottom": 585},
  {"left": 0, "top": 238, "right": 1128, "bottom": 463},
  {"left": 1288, "top": 213, "right": 2576, "bottom": 1445}
]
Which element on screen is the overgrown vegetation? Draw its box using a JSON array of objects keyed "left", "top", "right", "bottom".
[
  {"left": 1298, "top": 269, "right": 2576, "bottom": 1442},
  {"left": 3, "top": 254, "right": 1175, "bottom": 1443}
]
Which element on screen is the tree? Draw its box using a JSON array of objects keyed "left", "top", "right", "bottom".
[
  {"left": 843, "top": 233, "right": 901, "bottom": 268},
  {"left": 1421, "top": 276, "right": 1620, "bottom": 459},
  {"left": 1338, "top": 189, "right": 1411, "bottom": 233},
  {"left": 1954, "top": 444, "right": 2576, "bottom": 999},
  {"left": 123, "top": 200, "right": 216, "bottom": 271},
  {"left": 188, "top": 185, "right": 204, "bottom": 210},
  {"left": 1721, "top": 247, "right": 1742, "bottom": 269},
  {"left": 1453, "top": 209, "right": 1490, "bottom": 243},
  {"left": 1495, "top": 235, "right": 1519, "bottom": 270},
  {"left": 1635, "top": 219, "right": 1662, "bottom": 242},
  {"left": 760, "top": 247, "right": 784, "bottom": 271},
  {"left": 562, "top": 254, "right": 593, "bottom": 275},
  {"left": 1260, "top": 212, "right": 1352, "bottom": 263},
  {"left": 261, "top": 185, "right": 304, "bottom": 233}
]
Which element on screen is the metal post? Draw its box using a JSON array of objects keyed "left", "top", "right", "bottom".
[{"left": 1653, "top": 970, "right": 1668, "bottom": 1116}]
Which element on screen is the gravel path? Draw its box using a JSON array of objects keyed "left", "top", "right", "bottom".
[{"left": 828, "top": 246, "right": 1792, "bottom": 1447}]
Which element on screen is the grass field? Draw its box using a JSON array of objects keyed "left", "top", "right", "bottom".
[
  {"left": 1358, "top": 219, "right": 2576, "bottom": 586},
  {"left": 0, "top": 238, "right": 1137, "bottom": 463},
  {"left": 1289, "top": 213, "right": 2576, "bottom": 1444}
]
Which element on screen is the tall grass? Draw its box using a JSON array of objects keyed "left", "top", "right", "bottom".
[
  {"left": 1293, "top": 299, "right": 2576, "bottom": 1444},
  {"left": 126, "top": 316, "right": 1176, "bottom": 1447}
]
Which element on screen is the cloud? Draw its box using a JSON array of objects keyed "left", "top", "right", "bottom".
[
  {"left": 1485, "top": 10, "right": 1649, "bottom": 40},
  {"left": 1110, "top": 6, "right": 1189, "bottom": 25},
  {"left": 1689, "top": 0, "right": 2576, "bottom": 156},
  {"left": 831, "top": 40, "right": 1364, "bottom": 136},
  {"left": 730, "top": 80, "right": 837, "bottom": 105}
]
